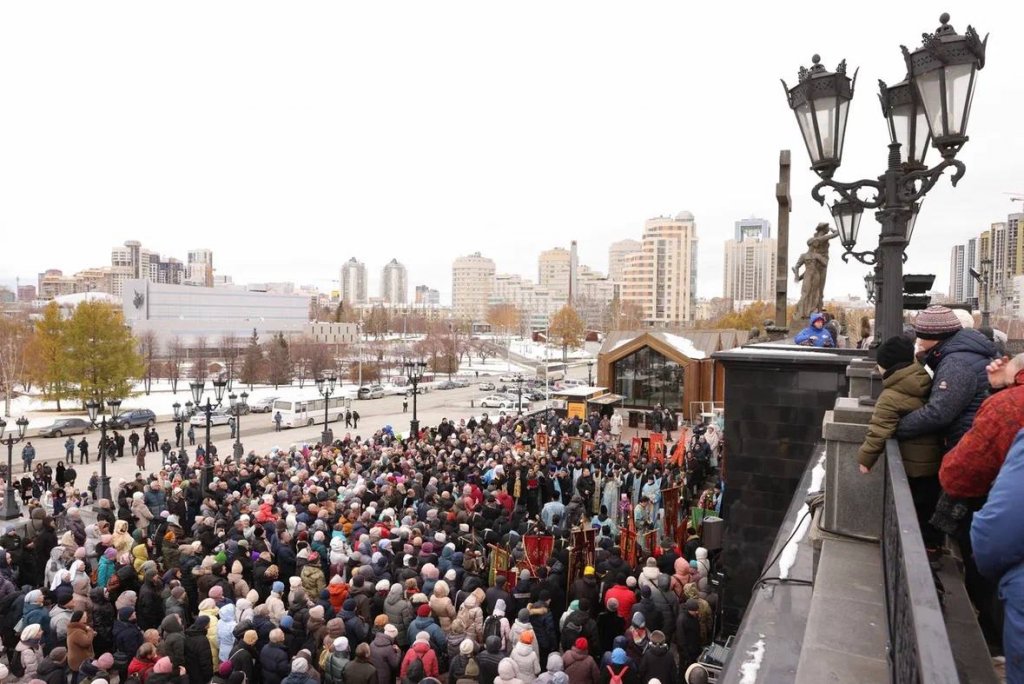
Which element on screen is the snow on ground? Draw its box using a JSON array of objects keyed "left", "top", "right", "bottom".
[
  {"left": 2, "top": 356, "right": 531, "bottom": 427},
  {"left": 509, "top": 339, "right": 594, "bottom": 362}
]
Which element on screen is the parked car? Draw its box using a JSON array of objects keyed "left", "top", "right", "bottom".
[
  {"left": 478, "top": 382, "right": 495, "bottom": 391},
  {"left": 190, "top": 408, "right": 232, "bottom": 427},
  {"left": 358, "top": 385, "right": 385, "bottom": 400},
  {"left": 498, "top": 374, "right": 521, "bottom": 383},
  {"left": 480, "top": 395, "right": 531, "bottom": 409},
  {"left": 435, "top": 381, "right": 458, "bottom": 390},
  {"left": 382, "top": 384, "right": 409, "bottom": 396},
  {"left": 248, "top": 396, "right": 279, "bottom": 413},
  {"left": 110, "top": 409, "right": 157, "bottom": 429},
  {"left": 451, "top": 379, "right": 470, "bottom": 388},
  {"left": 38, "top": 418, "right": 92, "bottom": 438}
]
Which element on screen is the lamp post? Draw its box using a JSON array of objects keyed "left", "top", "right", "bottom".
[
  {"left": 587, "top": 360, "right": 594, "bottom": 386},
  {"left": 782, "top": 13, "right": 986, "bottom": 343},
  {"left": 404, "top": 360, "right": 426, "bottom": 438},
  {"left": 229, "top": 391, "right": 249, "bottom": 464},
  {"left": 314, "top": 373, "right": 337, "bottom": 445},
  {"left": 190, "top": 378, "right": 227, "bottom": 493},
  {"left": 513, "top": 373, "right": 525, "bottom": 415},
  {"left": 970, "top": 257, "right": 992, "bottom": 329},
  {"left": 85, "top": 398, "right": 122, "bottom": 503},
  {"left": 0, "top": 416, "right": 29, "bottom": 520},
  {"left": 864, "top": 273, "right": 877, "bottom": 303}
]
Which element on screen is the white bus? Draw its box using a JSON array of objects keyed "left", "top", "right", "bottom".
[{"left": 270, "top": 387, "right": 358, "bottom": 429}]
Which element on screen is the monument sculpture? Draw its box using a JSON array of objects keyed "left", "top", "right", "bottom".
[{"left": 792, "top": 222, "right": 839, "bottom": 321}]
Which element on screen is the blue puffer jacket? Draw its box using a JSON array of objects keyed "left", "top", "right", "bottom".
[
  {"left": 971, "top": 429, "right": 1024, "bottom": 661},
  {"left": 794, "top": 312, "right": 835, "bottom": 347},
  {"left": 897, "top": 328, "right": 996, "bottom": 452}
]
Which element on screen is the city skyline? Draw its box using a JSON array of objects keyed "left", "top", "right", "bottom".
[{"left": 2, "top": 5, "right": 1022, "bottom": 306}]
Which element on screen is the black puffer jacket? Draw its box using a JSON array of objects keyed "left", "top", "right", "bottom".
[{"left": 897, "top": 328, "right": 996, "bottom": 452}]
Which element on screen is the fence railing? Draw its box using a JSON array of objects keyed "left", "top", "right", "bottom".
[{"left": 881, "top": 439, "right": 958, "bottom": 683}]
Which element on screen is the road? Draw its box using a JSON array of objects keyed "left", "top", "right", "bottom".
[{"left": 14, "top": 382, "right": 548, "bottom": 468}]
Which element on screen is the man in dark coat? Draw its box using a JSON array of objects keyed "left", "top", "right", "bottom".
[
  {"left": 640, "top": 630, "right": 678, "bottom": 684},
  {"left": 477, "top": 635, "right": 505, "bottom": 684},
  {"left": 673, "top": 599, "right": 702, "bottom": 669}
]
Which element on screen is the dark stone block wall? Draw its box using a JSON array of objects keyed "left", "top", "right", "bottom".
[{"left": 712, "top": 347, "right": 852, "bottom": 632}]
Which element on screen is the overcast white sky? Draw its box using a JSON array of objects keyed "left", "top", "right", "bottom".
[{"left": 2, "top": 3, "right": 1021, "bottom": 304}]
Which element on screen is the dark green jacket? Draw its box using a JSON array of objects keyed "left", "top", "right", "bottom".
[{"left": 858, "top": 363, "right": 943, "bottom": 476}]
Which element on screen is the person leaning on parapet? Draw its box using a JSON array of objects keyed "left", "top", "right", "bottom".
[
  {"left": 855, "top": 336, "right": 942, "bottom": 543},
  {"left": 895, "top": 305, "right": 996, "bottom": 563},
  {"left": 793, "top": 312, "right": 835, "bottom": 348}
]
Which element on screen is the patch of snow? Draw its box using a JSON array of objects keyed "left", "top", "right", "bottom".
[
  {"left": 738, "top": 636, "right": 767, "bottom": 684},
  {"left": 659, "top": 333, "right": 707, "bottom": 360},
  {"left": 778, "top": 452, "right": 826, "bottom": 580}
]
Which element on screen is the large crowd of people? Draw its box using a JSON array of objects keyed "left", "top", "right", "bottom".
[{"left": 0, "top": 395, "right": 724, "bottom": 684}]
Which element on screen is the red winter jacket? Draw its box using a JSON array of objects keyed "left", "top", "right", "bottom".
[{"left": 940, "top": 374, "right": 1024, "bottom": 498}]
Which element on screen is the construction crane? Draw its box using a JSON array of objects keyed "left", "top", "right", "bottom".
[{"left": 1003, "top": 191, "right": 1024, "bottom": 203}]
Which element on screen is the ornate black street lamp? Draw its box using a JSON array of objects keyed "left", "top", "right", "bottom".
[
  {"left": 190, "top": 378, "right": 227, "bottom": 493},
  {"left": 86, "top": 398, "right": 122, "bottom": 502},
  {"left": 587, "top": 361, "right": 594, "bottom": 386},
  {"left": 864, "top": 273, "right": 877, "bottom": 304},
  {"left": 0, "top": 416, "right": 29, "bottom": 520},
  {"left": 783, "top": 13, "right": 986, "bottom": 342},
  {"left": 229, "top": 391, "right": 249, "bottom": 464},
  {"left": 404, "top": 360, "right": 426, "bottom": 439},
  {"left": 314, "top": 374, "right": 337, "bottom": 446},
  {"left": 513, "top": 373, "right": 525, "bottom": 415}
]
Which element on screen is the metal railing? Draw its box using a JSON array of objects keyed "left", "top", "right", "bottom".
[{"left": 881, "top": 439, "right": 958, "bottom": 683}]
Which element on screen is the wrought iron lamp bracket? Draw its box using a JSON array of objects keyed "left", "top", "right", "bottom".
[
  {"left": 812, "top": 176, "right": 885, "bottom": 209},
  {"left": 896, "top": 158, "right": 966, "bottom": 204},
  {"left": 841, "top": 249, "right": 879, "bottom": 265}
]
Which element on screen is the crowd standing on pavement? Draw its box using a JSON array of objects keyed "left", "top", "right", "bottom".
[{"left": 0, "top": 386, "right": 725, "bottom": 684}]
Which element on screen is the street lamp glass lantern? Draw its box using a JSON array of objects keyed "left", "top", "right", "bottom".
[
  {"left": 16, "top": 417, "right": 27, "bottom": 438},
  {"left": 172, "top": 402, "right": 181, "bottom": 419},
  {"left": 314, "top": 376, "right": 325, "bottom": 394},
  {"left": 0, "top": 418, "right": 5, "bottom": 434},
  {"left": 830, "top": 199, "right": 864, "bottom": 250},
  {"left": 190, "top": 381, "right": 205, "bottom": 405},
  {"left": 86, "top": 400, "right": 101, "bottom": 423},
  {"left": 903, "top": 13, "right": 987, "bottom": 159},
  {"left": 240, "top": 391, "right": 249, "bottom": 406},
  {"left": 228, "top": 392, "right": 238, "bottom": 408},
  {"left": 864, "top": 273, "right": 876, "bottom": 300},
  {"left": 327, "top": 374, "right": 337, "bottom": 393},
  {"left": 783, "top": 55, "right": 857, "bottom": 178},
  {"left": 107, "top": 399, "right": 122, "bottom": 419},
  {"left": 878, "top": 78, "right": 931, "bottom": 167},
  {"left": 213, "top": 378, "right": 228, "bottom": 403}
]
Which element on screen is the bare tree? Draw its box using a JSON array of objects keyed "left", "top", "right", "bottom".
[
  {"left": 220, "top": 335, "right": 242, "bottom": 390},
  {"left": 138, "top": 330, "right": 159, "bottom": 395},
  {"left": 167, "top": 336, "right": 185, "bottom": 394},
  {"left": 0, "top": 317, "right": 30, "bottom": 417},
  {"left": 192, "top": 336, "right": 209, "bottom": 382}
]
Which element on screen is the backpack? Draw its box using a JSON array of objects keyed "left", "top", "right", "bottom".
[
  {"left": 606, "top": 665, "right": 629, "bottom": 684},
  {"left": 405, "top": 652, "right": 426, "bottom": 684},
  {"left": 560, "top": 619, "right": 583, "bottom": 651},
  {"left": 483, "top": 615, "right": 502, "bottom": 641},
  {"left": 8, "top": 649, "right": 24, "bottom": 678}
]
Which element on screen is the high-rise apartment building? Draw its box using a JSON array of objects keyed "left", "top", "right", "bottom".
[
  {"left": 991, "top": 222, "right": 1007, "bottom": 299},
  {"left": 17, "top": 284, "right": 36, "bottom": 301},
  {"left": 949, "top": 244, "right": 966, "bottom": 302},
  {"left": 964, "top": 237, "right": 978, "bottom": 304},
  {"left": 381, "top": 258, "right": 408, "bottom": 304},
  {"left": 340, "top": 257, "right": 368, "bottom": 306},
  {"left": 621, "top": 212, "right": 699, "bottom": 325},
  {"left": 538, "top": 247, "right": 572, "bottom": 301},
  {"left": 1006, "top": 213, "right": 1023, "bottom": 282},
  {"left": 186, "top": 249, "right": 214, "bottom": 288},
  {"left": 723, "top": 218, "right": 776, "bottom": 304},
  {"left": 491, "top": 274, "right": 558, "bottom": 331},
  {"left": 608, "top": 239, "right": 642, "bottom": 283},
  {"left": 414, "top": 285, "right": 441, "bottom": 306},
  {"left": 452, "top": 252, "right": 495, "bottom": 322}
]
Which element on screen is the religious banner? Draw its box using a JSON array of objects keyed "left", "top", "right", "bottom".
[
  {"left": 536, "top": 433, "right": 549, "bottom": 452},
  {"left": 524, "top": 535, "right": 555, "bottom": 570},
  {"left": 649, "top": 433, "right": 666, "bottom": 464},
  {"left": 662, "top": 485, "right": 683, "bottom": 541},
  {"left": 671, "top": 438, "right": 686, "bottom": 467},
  {"left": 488, "top": 544, "right": 511, "bottom": 587},
  {"left": 581, "top": 440, "right": 595, "bottom": 462},
  {"left": 643, "top": 529, "right": 658, "bottom": 557},
  {"left": 566, "top": 526, "right": 597, "bottom": 592},
  {"left": 630, "top": 437, "right": 643, "bottom": 460},
  {"left": 619, "top": 524, "right": 638, "bottom": 567},
  {"left": 569, "top": 437, "right": 583, "bottom": 459}
]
